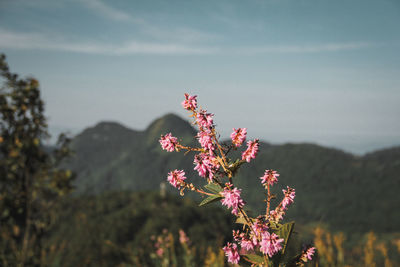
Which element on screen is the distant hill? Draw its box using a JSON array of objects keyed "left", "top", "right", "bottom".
[{"left": 65, "top": 113, "right": 400, "bottom": 234}]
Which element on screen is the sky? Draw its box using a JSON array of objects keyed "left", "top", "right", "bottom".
[{"left": 0, "top": 0, "right": 399, "bottom": 154}]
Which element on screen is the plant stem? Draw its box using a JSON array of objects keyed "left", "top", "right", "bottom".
[{"left": 266, "top": 184, "right": 271, "bottom": 216}]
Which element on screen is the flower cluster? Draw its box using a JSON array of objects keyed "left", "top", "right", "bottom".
[
  {"left": 152, "top": 229, "right": 172, "bottom": 258},
  {"left": 282, "top": 186, "right": 296, "bottom": 210},
  {"left": 260, "top": 169, "right": 279, "bottom": 187},
  {"left": 242, "top": 139, "right": 259, "bottom": 162},
  {"left": 197, "top": 131, "right": 214, "bottom": 152},
  {"left": 230, "top": 128, "right": 247, "bottom": 147},
  {"left": 220, "top": 184, "right": 245, "bottom": 215},
  {"left": 300, "top": 246, "right": 316, "bottom": 263},
  {"left": 179, "top": 229, "right": 190, "bottom": 245},
  {"left": 167, "top": 169, "right": 186, "bottom": 189},
  {"left": 196, "top": 109, "right": 214, "bottom": 129},
  {"left": 260, "top": 232, "right": 284, "bottom": 258},
  {"left": 222, "top": 242, "right": 240, "bottom": 264},
  {"left": 193, "top": 153, "right": 219, "bottom": 181},
  {"left": 181, "top": 93, "right": 197, "bottom": 110},
  {"left": 233, "top": 231, "right": 254, "bottom": 251},
  {"left": 159, "top": 93, "right": 316, "bottom": 265},
  {"left": 269, "top": 186, "right": 296, "bottom": 223},
  {"left": 159, "top": 133, "right": 178, "bottom": 152}
]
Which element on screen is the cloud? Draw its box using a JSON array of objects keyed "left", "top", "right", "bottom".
[
  {"left": 0, "top": 28, "right": 215, "bottom": 55},
  {"left": 238, "top": 43, "right": 374, "bottom": 54},
  {"left": 79, "top": 0, "right": 217, "bottom": 43},
  {"left": 0, "top": 28, "right": 375, "bottom": 55},
  {"left": 81, "top": 0, "right": 136, "bottom": 23}
]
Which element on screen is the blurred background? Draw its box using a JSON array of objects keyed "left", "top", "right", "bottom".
[{"left": 0, "top": 0, "right": 399, "bottom": 266}]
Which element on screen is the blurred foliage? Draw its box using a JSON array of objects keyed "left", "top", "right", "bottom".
[
  {"left": 312, "top": 226, "right": 400, "bottom": 267},
  {"left": 0, "top": 54, "right": 75, "bottom": 266},
  {"left": 42, "top": 189, "right": 398, "bottom": 267},
  {"left": 45, "top": 191, "right": 233, "bottom": 266}
]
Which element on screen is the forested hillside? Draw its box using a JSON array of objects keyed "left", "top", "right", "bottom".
[{"left": 65, "top": 113, "right": 400, "bottom": 235}]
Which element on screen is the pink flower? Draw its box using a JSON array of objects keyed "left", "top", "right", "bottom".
[
  {"left": 181, "top": 93, "right": 197, "bottom": 110},
  {"left": 179, "top": 229, "right": 189, "bottom": 245},
  {"left": 230, "top": 128, "right": 247, "bottom": 147},
  {"left": 233, "top": 230, "right": 254, "bottom": 251},
  {"left": 281, "top": 186, "right": 295, "bottom": 210},
  {"left": 300, "top": 246, "right": 316, "bottom": 262},
  {"left": 197, "top": 130, "right": 214, "bottom": 151},
  {"left": 269, "top": 208, "right": 285, "bottom": 223},
  {"left": 260, "top": 170, "right": 279, "bottom": 187},
  {"left": 196, "top": 109, "right": 214, "bottom": 129},
  {"left": 159, "top": 133, "right": 178, "bottom": 152},
  {"left": 193, "top": 153, "right": 218, "bottom": 181},
  {"left": 222, "top": 242, "right": 240, "bottom": 264},
  {"left": 221, "top": 184, "right": 245, "bottom": 215},
  {"left": 259, "top": 232, "right": 284, "bottom": 258},
  {"left": 240, "top": 238, "right": 254, "bottom": 251},
  {"left": 167, "top": 170, "right": 186, "bottom": 188},
  {"left": 156, "top": 248, "right": 164, "bottom": 257},
  {"left": 241, "top": 139, "right": 259, "bottom": 162},
  {"left": 250, "top": 219, "right": 269, "bottom": 246}
]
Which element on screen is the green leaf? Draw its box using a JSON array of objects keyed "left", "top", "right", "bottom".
[
  {"left": 276, "top": 221, "right": 295, "bottom": 255},
  {"left": 243, "top": 254, "right": 265, "bottom": 264},
  {"left": 199, "top": 194, "right": 223, "bottom": 207},
  {"left": 268, "top": 222, "right": 295, "bottom": 267},
  {"left": 204, "top": 183, "right": 222, "bottom": 194},
  {"left": 228, "top": 159, "right": 245, "bottom": 175},
  {"left": 235, "top": 216, "right": 247, "bottom": 224}
]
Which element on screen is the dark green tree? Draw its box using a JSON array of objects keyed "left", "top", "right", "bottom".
[{"left": 0, "top": 54, "right": 74, "bottom": 266}]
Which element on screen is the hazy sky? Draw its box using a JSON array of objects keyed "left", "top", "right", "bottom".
[{"left": 1, "top": 0, "right": 399, "bottom": 154}]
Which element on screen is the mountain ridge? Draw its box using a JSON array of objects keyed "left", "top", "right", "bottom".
[
  {"left": 72, "top": 113, "right": 399, "bottom": 156},
  {"left": 65, "top": 113, "right": 400, "bottom": 234}
]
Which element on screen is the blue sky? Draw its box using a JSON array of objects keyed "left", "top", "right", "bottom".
[{"left": 1, "top": 0, "right": 399, "bottom": 154}]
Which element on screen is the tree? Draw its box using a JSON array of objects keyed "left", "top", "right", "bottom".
[{"left": 0, "top": 54, "right": 74, "bottom": 266}]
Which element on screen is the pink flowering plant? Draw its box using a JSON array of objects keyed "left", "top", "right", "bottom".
[
  {"left": 160, "top": 94, "right": 316, "bottom": 266},
  {"left": 150, "top": 228, "right": 194, "bottom": 267}
]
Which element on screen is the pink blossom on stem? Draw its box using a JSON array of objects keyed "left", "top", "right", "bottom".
[
  {"left": 181, "top": 93, "right": 197, "bottom": 110},
  {"left": 233, "top": 230, "right": 254, "bottom": 251},
  {"left": 156, "top": 248, "right": 164, "bottom": 257},
  {"left": 232, "top": 230, "right": 241, "bottom": 241},
  {"left": 241, "top": 139, "right": 259, "bottom": 162},
  {"left": 260, "top": 170, "right": 279, "bottom": 187},
  {"left": 250, "top": 218, "right": 269, "bottom": 246},
  {"left": 269, "top": 208, "right": 285, "bottom": 223},
  {"left": 260, "top": 232, "right": 284, "bottom": 258},
  {"left": 240, "top": 237, "right": 255, "bottom": 251},
  {"left": 179, "top": 229, "right": 189, "bottom": 245},
  {"left": 300, "top": 246, "right": 316, "bottom": 262},
  {"left": 159, "top": 133, "right": 178, "bottom": 152},
  {"left": 197, "top": 130, "right": 214, "bottom": 151},
  {"left": 196, "top": 109, "right": 214, "bottom": 129},
  {"left": 281, "top": 186, "right": 295, "bottom": 210},
  {"left": 221, "top": 184, "right": 245, "bottom": 215},
  {"left": 167, "top": 169, "right": 186, "bottom": 188},
  {"left": 193, "top": 153, "right": 218, "bottom": 181},
  {"left": 230, "top": 128, "right": 247, "bottom": 147},
  {"left": 251, "top": 219, "right": 269, "bottom": 235},
  {"left": 222, "top": 242, "right": 240, "bottom": 264}
]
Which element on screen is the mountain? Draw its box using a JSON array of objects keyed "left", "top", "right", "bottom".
[
  {"left": 66, "top": 114, "right": 198, "bottom": 194},
  {"left": 65, "top": 113, "right": 400, "bottom": 234}
]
